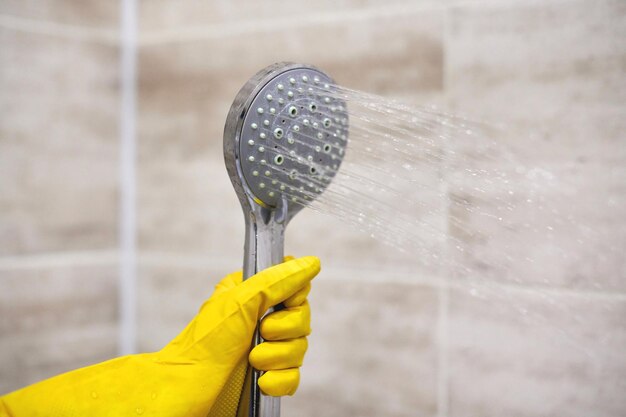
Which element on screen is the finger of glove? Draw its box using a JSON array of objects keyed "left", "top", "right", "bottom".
[
  {"left": 283, "top": 282, "right": 311, "bottom": 308},
  {"left": 260, "top": 301, "right": 311, "bottom": 341},
  {"left": 233, "top": 256, "right": 320, "bottom": 317},
  {"left": 249, "top": 337, "right": 308, "bottom": 371},
  {"left": 258, "top": 368, "right": 300, "bottom": 397}
]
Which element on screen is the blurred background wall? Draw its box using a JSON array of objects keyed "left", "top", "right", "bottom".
[{"left": 1, "top": 1, "right": 625, "bottom": 416}]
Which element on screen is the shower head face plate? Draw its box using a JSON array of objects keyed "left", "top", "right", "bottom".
[{"left": 230, "top": 64, "right": 348, "bottom": 210}]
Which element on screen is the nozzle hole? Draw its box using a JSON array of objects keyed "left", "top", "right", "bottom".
[
  {"left": 274, "top": 155, "right": 284, "bottom": 165},
  {"left": 289, "top": 106, "right": 298, "bottom": 117},
  {"left": 309, "top": 102, "right": 317, "bottom": 112},
  {"left": 323, "top": 144, "right": 332, "bottom": 153},
  {"left": 310, "top": 166, "right": 317, "bottom": 175}
]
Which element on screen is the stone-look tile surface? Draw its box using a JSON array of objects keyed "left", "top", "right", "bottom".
[
  {"left": 0, "top": 1, "right": 118, "bottom": 28},
  {"left": 0, "top": 265, "right": 118, "bottom": 394},
  {"left": 446, "top": 160, "right": 626, "bottom": 290},
  {"left": 137, "top": 8, "right": 444, "bottom": 274},
  {"left": 287, "top": 147, "right": 448, "bottom": 272},
  {"left": 284, "top": 276, "right": 439, "bottom": 417},
  {"left": 445, "top": 0, "right": 626, "bottom": 289},
  {"left": 137, "top": 262, "right": 233, "bottom": 352},
  {"left": 139, "top": 0, "right": 427, "bottom": 32},
  {"left": 445, "top": 0, "right": 626, "bottom": 167},
  {"left": 447, "top": 286, "right": 626, "bottom": 417},
  {"left": 0, "top": 29, "right": 119, "bottom": 255},
  {"left": 138, "top": 263, "right": 440, "bottom": 416}
]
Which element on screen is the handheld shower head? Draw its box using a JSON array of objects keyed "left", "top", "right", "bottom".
[
  {"left": 225, "top": 62, "right": 348, "bottom": 217},
  {"left": 223, "top": 62, "right": 348, "bottom": 417}
]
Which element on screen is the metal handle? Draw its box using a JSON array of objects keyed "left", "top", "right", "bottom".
[{"left": 237, "top": 203, "right": 286, "bottom": 417}]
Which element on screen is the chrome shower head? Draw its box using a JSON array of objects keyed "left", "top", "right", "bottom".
[
  {"left": 224, "top": 62, "right": 348, "bottom": 220},
  {"left": 222, "top": 62, "right": 348, "bottom": 417}
]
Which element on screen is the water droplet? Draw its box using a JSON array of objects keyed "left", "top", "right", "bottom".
[
  {"left": 136, "top": 407, "right": 144, "bottom": 415},
  {"left": 91, "top": 391, "right": 98, "bottom": 399}
]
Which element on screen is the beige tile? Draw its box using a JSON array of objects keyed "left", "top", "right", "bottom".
[
  {"left": 137, "top": 8, "right": 445, "bottom": 275},
  {"left": 288, "top": 180, "right": 447, "bottom": 274},
  {"left": 446, "top": 160, "right": 626, "bottom": 290},
  {"left": 445, "top": 0, "right": 626, "bottom": 290},
  {"left": 0, "top": 264, "right": 118, "bottom": 394},
  {"left": 0, "top": 1, "right": 118, "bottom": 29},
  {"left": 447, "top": 286, "right": 626, "bottom": 417},
  {"left": 137, "top": 261, "right": 232, "bottom": 352},
  {"left": 139, "top": 1, "right": 430, "bottom": 32},
  {"left": 446, "top": 0, "right": 626, "bottom": 162},
  {"left": 284, "top": 276, "right": 439, "bottom": 416},
  {"left": 0, "top": 29, "right": 119, "bottom": 255}
]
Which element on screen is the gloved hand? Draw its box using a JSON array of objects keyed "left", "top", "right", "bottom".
[{"left": 0, "top": 256, "right": 319, "bottom": 417}]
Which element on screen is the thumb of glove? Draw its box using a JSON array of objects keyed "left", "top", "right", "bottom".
[{"left": 157, "top": 256, "right": 320, "bottom": 369}]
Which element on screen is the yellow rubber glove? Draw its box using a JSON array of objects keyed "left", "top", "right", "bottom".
[{"left": 0, "top": 256, "right": 319, "bottom": 417}]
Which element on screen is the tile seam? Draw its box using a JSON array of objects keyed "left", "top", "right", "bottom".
[
  {"left": 135, "top": 253, "right": 626, "bottom": 300},
  {"left": 2, "top": 251, "right": 624, "bottom": 300},
  {"left": 138, "top": 2, "right": 447, "bottom": 45},
  {"left": 0, "top": 14, "right": 118, "bottom": 44},
  {"left": 0, "top": 250, "right": 119, "bottom": 269},
  {"left": 436, "top": 283, "right": 450, "bottom": 417},
  {"left": 118, "top": 0, "right": 138, "bottom": 356},
  {"left": 438, "top": 6, "right": 453, "bottom": 414}
]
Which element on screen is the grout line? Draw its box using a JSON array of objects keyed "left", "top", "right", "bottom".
[
  {"left": 438, "top": 8, "right": 454, "bottom": 413},
  {"left": 1, "top": 249, "right": 625, "bottom": 301},
  {"left": 139, "top": 252, "right": 243, "bottom": 271},
  {"left": 438, "top": 8, "right": 452, "bottom": 410},
  {"left": 136, "top": 252, "right": 626, "bottom": 301},
  {"left": 459, "top": 278, "right": 626, "bottom": 302},
  {"left": 436, "top": 283, "right": 450, "bottom": 417},
  {"left": 326, "top": 270, "right": 626, "bottom": 301},
  {"left": 118, "top": 0, "right": 138, "bottom": 356},
  {"left": 0, "top": 250, "right": 118, "bottom": 270},
  {"left": 0, "top": 14, "right": 118, "bottom": 44},
  {"left": 138, "top": 2, "right": 446, "bottom": 45}
]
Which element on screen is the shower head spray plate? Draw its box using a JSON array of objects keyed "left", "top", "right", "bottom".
[{"left": 224, "top": 62, "right": 348, "bottom": 214}]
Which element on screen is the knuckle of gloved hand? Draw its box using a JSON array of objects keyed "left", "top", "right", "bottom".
[
  {"left": 249, "top": 338, "right": 308, "bottom": 371},
  {"left": 293, "top": 337, "right": 308, "bottom": 362},
  {"left": 249, "top": 342, "right": 273, "bottom": 370},
  {"left": 259, "top": 369, "right": 300, "bottom": 397},
  {"left": 284, "top": 283, "right": 311, "bottom": 308},
  {"left": 260, "top": 305, "right": 311, "bottom": 340},
  {"left": 283, "top": 337, "right": 308, "bottom": 368}
]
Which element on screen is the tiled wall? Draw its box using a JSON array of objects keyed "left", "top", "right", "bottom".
[
  {"left": 0, "top": 1, "right": 120, "bottom": 395},
  {"left": 1, "top": 1, "right": 625, "bottom": 416}
]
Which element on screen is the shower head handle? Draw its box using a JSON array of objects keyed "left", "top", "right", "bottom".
[{"left": 223, "top": 62, "right": 348, "bottom": 417}]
